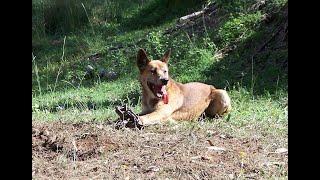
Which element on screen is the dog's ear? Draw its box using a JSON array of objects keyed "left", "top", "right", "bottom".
[
  {"left": 160, "top": 49, "right": 171, "bottom": 63},
  {"left": 137, "top": 48, "right": 150, "bottom": 71}
]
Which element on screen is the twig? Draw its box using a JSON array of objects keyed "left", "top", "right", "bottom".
[
  {"left": 143, "top": 145, "right": 160, "bottom": 149},
  {"left": 32, "top": 53, "right": 42, "bottom": 96},
  {"left": 72, "top": 139, "right": 78, "bottom": 162},
  {"left": 53, "top": 36, "right": 66, "bottom": 92},
  {"left": 81, "top": 3, "right": 95, "bottom": 35}
]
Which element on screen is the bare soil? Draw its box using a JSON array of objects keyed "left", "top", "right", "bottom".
[{"left": 32, "top": 121, "right": 287, "bottom": 179}]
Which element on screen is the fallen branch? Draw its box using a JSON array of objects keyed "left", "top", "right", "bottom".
[
  {"left": 178, "top": 10, "right": 205, "bottom": 23},
  {"left": 164, "top": 2, "right": 217, "bottom": 36},
  {"left": 108, "top": 2, "right": 218, "bottom": 50},
  {"left": 178, "top": 2, "right": 217, "bottom": 23}
]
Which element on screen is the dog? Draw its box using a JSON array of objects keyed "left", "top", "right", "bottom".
[{"left": 136, "top": 48, "right": 231, "bottom": 126}]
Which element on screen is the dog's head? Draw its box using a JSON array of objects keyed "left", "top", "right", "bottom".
[{"left": 137, "top": 48, "right": 171, "bottom": 99}]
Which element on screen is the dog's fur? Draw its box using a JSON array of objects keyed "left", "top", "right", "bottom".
[{"left": 137, "top": 48, "right": 231, "bottom": 126}]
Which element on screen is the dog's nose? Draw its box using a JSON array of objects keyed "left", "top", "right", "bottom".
[{"left": 161, "top": 79, "right": 169, "bottom": 85}]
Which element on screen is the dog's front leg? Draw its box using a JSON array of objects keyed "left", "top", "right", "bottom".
[
  {"left": 137, "top": 109, "right": 152, "bottom": 116},
  {"left": 138, "top": 107, "right": 173, "bottom": 126}
]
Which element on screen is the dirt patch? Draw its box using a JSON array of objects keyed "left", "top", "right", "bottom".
[
  {"left": 32, "top": 121, "right": 287, "bottom": 179},
  {"left": 32, "top": 122, "right": 119, "bottom": 162}
]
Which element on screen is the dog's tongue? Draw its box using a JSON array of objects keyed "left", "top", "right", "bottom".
[
  {"left": 155, "top": 85, "right": 168, "bottom": 104},
  {"left": 160, "top": 86, "right": 168, "bottom": 104},
  {"left": 161, "top": 85, "right": 167, "bottom": 95}
]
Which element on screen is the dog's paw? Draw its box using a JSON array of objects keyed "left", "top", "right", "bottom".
[{"left": 137, "top": 116, "right": 145, "bottom": 126}]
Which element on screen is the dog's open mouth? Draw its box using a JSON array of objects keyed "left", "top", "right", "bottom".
[{"left": 147, "top": 82, "right": 167, "bottom": 98}]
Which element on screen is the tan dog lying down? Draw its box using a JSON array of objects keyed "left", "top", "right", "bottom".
[{"left": 136, "top": 49, "right": 231, "bottom": 126}]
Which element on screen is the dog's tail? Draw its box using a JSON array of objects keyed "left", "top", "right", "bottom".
[{"left": 209, "top": 86, "right": 232, "bottom": 116}]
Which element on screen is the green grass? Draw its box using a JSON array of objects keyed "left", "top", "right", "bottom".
[
  {"left": 32, "top": 0, "right": 287, "bottom": 138},
  {"left": 32, "top": 81, "right": 287, "bottom": 140}
]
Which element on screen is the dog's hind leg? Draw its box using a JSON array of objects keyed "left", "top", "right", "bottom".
[{"left": 205, "top": 88, "right": 231, "bottom": 118}]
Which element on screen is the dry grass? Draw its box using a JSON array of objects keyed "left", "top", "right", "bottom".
[{"left": 32, "top": 120, "right": 287, "bottom": 179}]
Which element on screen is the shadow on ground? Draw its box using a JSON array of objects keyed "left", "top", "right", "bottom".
[
  {"left": 120, "top": 0, "right": 206, "bottom": 31},
  {"left": 36, "top": 87, "right": 141, "bottom": 113}
]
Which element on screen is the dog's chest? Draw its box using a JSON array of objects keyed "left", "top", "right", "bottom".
[{"left": 142, "top": 97, "right": 163, "bottom": 112}]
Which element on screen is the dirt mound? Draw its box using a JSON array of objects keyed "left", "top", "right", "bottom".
[
  {"left": 32, "top": 121, "right": 287, "bottom": 179},
  {"left": 32, "top": 122, "right": 119, "bottom": 161}
]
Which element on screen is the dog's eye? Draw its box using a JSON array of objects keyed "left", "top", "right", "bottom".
[
  {"left": 150, "top": 69, "right": 156, "bottom": 74},
  {"left": 163, "top": 70, "right": 167, "bottom": 73}
]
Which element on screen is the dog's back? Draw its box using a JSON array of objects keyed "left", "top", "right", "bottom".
[{"left": 170, "top": 81, "right": 231, "bottom": 121}]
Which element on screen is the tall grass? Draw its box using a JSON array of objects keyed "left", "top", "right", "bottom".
[
  {"left": 81, "top": 3, "right": 95, "bottom": 35},
  {"left": 32, "top": 53, "right": 42, "bottom": 96},
  {"left": 53, "top": 36, "right": 67, "bottom": 92}
]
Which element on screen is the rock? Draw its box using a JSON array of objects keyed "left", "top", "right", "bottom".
[
  {"left": 275, "top": 148, "right": 288, "bottom": 154},
  {"left": 98, "top": 68, "right": 107, "bottom": 78},
  {"left": 85, "top": 65, "right": 95, "bottom": 78},
  {"left": 106, "top": 70, "right": 118, "bottom": 80}
]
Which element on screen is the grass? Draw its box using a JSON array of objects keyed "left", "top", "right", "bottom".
[
  {"left": 32, "top": 79, "right": 287, "bottom": 138},
  {"left": 32, "top": 0, "right": 288, "bottom": 178}
]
